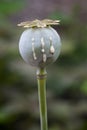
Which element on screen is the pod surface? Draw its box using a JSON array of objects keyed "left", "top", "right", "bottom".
[{"left": 19, "top": 26, "right": 61, "bottom": 67}]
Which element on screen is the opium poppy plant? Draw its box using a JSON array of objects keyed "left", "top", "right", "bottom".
[{"left": 18, "top": 19, "right": 61, "bottom": 130}]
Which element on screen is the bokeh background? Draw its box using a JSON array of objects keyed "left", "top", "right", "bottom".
[{"left": 0, "top": 0, "right": 87, "bottom": 130}]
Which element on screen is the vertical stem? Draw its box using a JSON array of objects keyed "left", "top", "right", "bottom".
[{"left": 37, "top": 68, "right": 48, "bottom": 130}]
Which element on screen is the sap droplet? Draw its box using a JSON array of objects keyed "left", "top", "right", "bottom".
[
  {"left": 50, "top": 45, "right": 55, "bottom": 54},
  {"left": 43, "top": 54, "right": 47, "bottom": 62}
]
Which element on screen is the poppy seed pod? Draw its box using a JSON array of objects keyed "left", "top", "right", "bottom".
[{"left": 18, "top": 19, "right": 61, "bottom": 68}]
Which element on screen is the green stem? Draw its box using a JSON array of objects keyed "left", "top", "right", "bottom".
[{"left": 37, "top": 68, "right": 48, "bottom": 130}]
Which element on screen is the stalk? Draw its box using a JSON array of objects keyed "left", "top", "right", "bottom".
[{"left": 37, "top": 68, "right": 48, "bottom": 130}]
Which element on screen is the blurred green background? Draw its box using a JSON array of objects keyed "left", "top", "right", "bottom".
[{"left": 0, "top": 0, "right": 87, "bottom": 130}]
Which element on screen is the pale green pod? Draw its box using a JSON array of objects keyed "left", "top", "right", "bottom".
[{"left": 19, "top": 26, "right": 61, "bottom": 68}]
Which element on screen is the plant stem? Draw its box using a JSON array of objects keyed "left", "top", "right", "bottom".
[{"left": 37, "top": 68, "right": 48, "bottom": 130}]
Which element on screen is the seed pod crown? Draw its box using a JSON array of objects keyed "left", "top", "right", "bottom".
[{"left": 18, "top": 19, "right": 61, "bottom": 68}]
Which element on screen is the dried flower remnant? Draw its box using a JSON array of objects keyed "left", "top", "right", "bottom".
[{"left": 18, "top": 19, "right": 60, "bottom": 28}]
